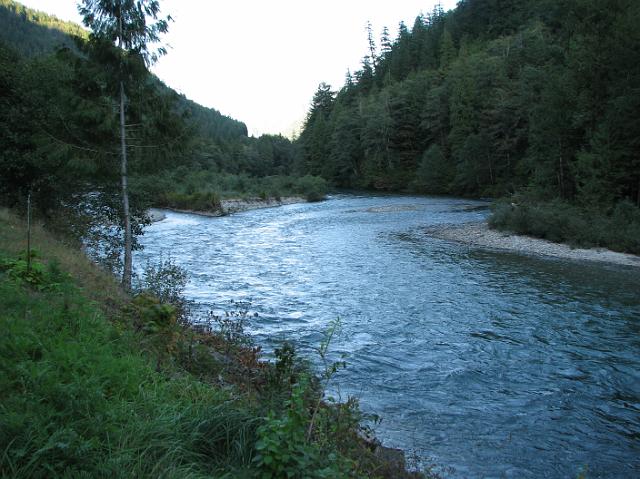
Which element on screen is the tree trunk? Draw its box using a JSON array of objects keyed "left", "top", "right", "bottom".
[
  {"left": 120, "top": 80, "right": 132, "bottom": 291},
  {"left": 118, "top": 7, "right": 132, "bottom": 291},
  {"left": 27, "top": 191, "right": 32, "bottom": 273},
  {"left": 558, "top": 139, "right": 565, "bottom": 199}
]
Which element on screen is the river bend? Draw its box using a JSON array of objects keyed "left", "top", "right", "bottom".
[{"left": 137, "top": 195, "right": 640, "bottom": 478}]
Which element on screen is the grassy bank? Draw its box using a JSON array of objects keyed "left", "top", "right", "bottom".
[
  {"left": 133, "top": 171, "right": 328, "bottom": 214},
  {"left": 0, "top": 209, "right": 424, "bottom": 478},
  {"left": 489, "top": 199, "right": 640, "bottom": 255}
]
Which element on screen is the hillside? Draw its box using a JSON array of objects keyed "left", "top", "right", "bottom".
[
  {"left": 296, "top": 0, "right": 640, "bottom": 252},
  {"left": 0, "top": 0, "right": 325, "bottom": 266},
  {"left": 0, "top": 207, "right": 425, "bottom": 478},
  {"left": 0, "top": 0, "right": 86, "bottom": 55},
  {"left": 0, "top": 0, "right": 248, "bottom": 143}
]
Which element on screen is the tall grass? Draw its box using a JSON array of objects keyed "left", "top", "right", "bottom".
[
  {"left": 0, "top": 275, "right": 259, "bottom": 477},
  {"left": 0, "top": 209, "right": 427, "bottom": 479}
]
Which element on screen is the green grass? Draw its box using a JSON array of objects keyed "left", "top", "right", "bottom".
[
  {"left": 0, "top": 208, "right": 127, "bottom": 313},
  {"left": 0, "top": 210, "right": 426, "bottom": 478},
  {"left": 0, "top": 265, "right": 259, "bottom": 478}
]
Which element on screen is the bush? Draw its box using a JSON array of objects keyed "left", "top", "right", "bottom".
[
  {"left": 489, "top": 198, "right": 640, "bottom": 254},
  {"left": 294, "top": 175, "right": 328, "bottom": 202},
  {"left": 0, "top": 251, "right": 71, "bottom": 291},
  {"left": 161, "top": 191, "right": 222, "bottom": 212},
  {"left": 153, "top": 171, "right": 329, "bottom": 210},
  {"left": 254, "top": 377, "right": 349, "bottom": 479}
]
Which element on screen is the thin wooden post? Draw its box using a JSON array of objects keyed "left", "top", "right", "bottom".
[{"left": 27, "top": 191, "right": 32, "bottom": 273}]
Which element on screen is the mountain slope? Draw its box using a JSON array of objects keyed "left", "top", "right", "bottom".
[{"left": 0, "top": 0, "right": 248, "bottom": 143}]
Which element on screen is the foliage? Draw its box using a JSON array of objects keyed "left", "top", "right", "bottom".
[
  {"left": 0, "top": 210, "right": 428, "bottom": 478},
  {"left": 207, "top": 301, "right": 254, "bottom": 354},
  {"left": 307, "top": 318, "right": 347, "bottom": 440},
  {"left": 294, "top": 175, "right": 328, "bottom": 202},
  {"left": 489, "top": 198, "right": 640, "bottom": 254},
  {"left": 135, "top": 256, "right": 190, "bottom": 323},
  {"left": 0, "top": 250, "right": 71, "bottom": 291},
  {"left": 0, "top": 0, "right": 86, "bottom": 57},
  {"left": 254, "top": 377, "right": 349, "bottom": 479},
  {"left": 162, "top": 190, "right": 222, "bottom": 212},
  {"left": 296, "top": 0, "right": 640, "bottom": 232},
  {"left": 0, "top": 268, "right": 258, "bottom": 477},
  {"left": 143, "top": 171, "right": 327, "bottom": 210}
]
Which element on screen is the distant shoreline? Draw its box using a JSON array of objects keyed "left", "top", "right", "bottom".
[
  {"left": 148, "top": 196, "right": 308, "bottom": 222},
  {"left": 426, "top": 221, "right": 640, "bottom": 268}
]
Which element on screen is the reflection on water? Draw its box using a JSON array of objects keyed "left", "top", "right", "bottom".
[{"left": 137, "top": 195, "right": 640, "bottom": 478}]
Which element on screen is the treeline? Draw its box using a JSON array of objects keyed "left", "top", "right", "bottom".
[
  {"left": 297, "top": 0, "right": 640, "bottom": 251},
  {"left": 0, "top": 0, "right": 86, "bottom": 55},
  {"left": 0, "top": 1, "right": 320, "bottom": 260}
]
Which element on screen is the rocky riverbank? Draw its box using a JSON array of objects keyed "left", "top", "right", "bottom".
[
  {"left": 148, "top": 196, "right": 308, "bottom": 222},
  {"left": 426, "top": 221, "right": 640, "bottom": 268}
]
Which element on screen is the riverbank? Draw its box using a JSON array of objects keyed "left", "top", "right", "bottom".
[
  {"left": 0, "top": 208, "right": 423, "bottom": 478},
  {"left": 149, "top": 196, "right": 308, "bottom": 222},
  {"left": 426, "top": 221, "right": 640, "bottom": 267}
]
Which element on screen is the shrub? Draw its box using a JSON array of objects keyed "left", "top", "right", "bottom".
[
  {"left": 0, "top": 251, "right": 71, "bottom": 291},
  {"left": 489, "top": 198, "right": 640, "bottom": 254},
  {"left": 295, "top": 175, "right": 328, "bottom": 202},
  {"left": 253, "top": 377, "right": 349, "bottom": 479}
]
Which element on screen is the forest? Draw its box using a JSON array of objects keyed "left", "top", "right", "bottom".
[
  {"left": 1, "top": 1, "right": 639, "bottom": 477},
  {"left": 297, "top": 0, "right": 640, "bottom": 252},
  {"left": 2, "top": 0, "right": 639, "bottom": 255},
  {"left": 0, "top": 0, "right": 320, "bottom": 273}
]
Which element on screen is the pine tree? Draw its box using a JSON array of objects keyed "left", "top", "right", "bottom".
[
  {"left": 439, "top": 27, "right": 456, "bottom": 70},
  {"left": 366, "top": 20, "right": 377, "bottom": 70},
  {"left": 78, "top": 0, "right": 171, "bottom": 290}
]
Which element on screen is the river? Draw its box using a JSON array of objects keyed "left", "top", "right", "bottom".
[{"left": 136, "top": 194, "right": 640, "bottom": 478}]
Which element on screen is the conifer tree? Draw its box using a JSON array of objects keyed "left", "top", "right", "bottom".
[{"left": 78, "top": 0, "right": 170, "bottom": 290}]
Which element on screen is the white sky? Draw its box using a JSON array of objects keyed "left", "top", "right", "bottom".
[{"left": 18, "top": 0, "right": 458, "bottom": 137}]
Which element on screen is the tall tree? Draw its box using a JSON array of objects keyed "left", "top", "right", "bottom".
[
  {"left": 365, "top": 20, "right": 377, "bottom": 70},
  {"left": 78, "top": 0, "right": 171, "bottom": 290}
]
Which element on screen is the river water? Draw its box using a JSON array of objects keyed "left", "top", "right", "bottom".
[{"left": 137, "top": 195, "right": 640, "bottom": 478}]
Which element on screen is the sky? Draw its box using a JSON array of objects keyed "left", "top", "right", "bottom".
[{"left": 18, "top": 0, "right": 458, "bottom": 137}]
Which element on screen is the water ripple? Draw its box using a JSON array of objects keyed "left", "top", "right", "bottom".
[{"left": 137, "top": 195, "right": 640, "bottom": 478}]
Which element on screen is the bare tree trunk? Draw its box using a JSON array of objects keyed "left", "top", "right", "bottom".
[
  {"left": 558, "top": 139, "right": 565, "bottom": 199},
  {"left": 118, "top": 8, "right": 132, "bottom": 291},
  {"left": 488, "top": 154, "right": 495, "bottom": 185},
  {"left": 27, "top": 191, "right": 32, "bottom": 273},
  {"left": 120, "top": 80, "right": 132, "bottom": 290}
]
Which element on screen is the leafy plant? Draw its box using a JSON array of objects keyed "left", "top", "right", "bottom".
[
  {"left": 307, "top": 318, "right": 347, "bottom": 441},
  {"left": 129, "top": 293, "right": 180, "bottom": 365},
  {"left": 135, "top": 256, "right": 190, "bottom": 325},
  {"left": 253, "top": 377, "right": 347, "bottom": 479},
  {"left": 207, "top": 301, "right": 254, "bottom": 354},
  {"left": 0, "top": 251, "right": 71, "bottom": 291},
  {"left": 294, "top": 175, "right": 327, "bottom": 202}
]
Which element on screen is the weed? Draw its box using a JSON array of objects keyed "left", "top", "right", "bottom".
[{"left": 253, "top": 377, "right": 349, "bottom": 479}]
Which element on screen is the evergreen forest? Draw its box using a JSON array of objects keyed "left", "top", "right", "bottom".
[
  {"left": 1, "top": 1, "right": 640, "bottom": 477},
  {"left": 0, "top": 0, "right": 318, "bottom": 270},
  {"left": 2, "top": 0, "right": 639, "bottom": 254},
  {"left": 297, "top": 0, "right": 640, "bottom": 252}
]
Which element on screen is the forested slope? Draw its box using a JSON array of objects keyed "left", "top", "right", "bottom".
[
  {"left": 0, "top": 0, "right": 86, "bottom": 55},
  {"left": 0, "top": 1, "right": 324, "bottom": 269},
  {"left": 296, "top": 0, "right": 640, "bottom": 252}
]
